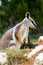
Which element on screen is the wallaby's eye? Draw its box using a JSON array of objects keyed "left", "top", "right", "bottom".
[
  {"left": 31, "top": 21, "right": 36, "bottom": 26},
  {"left": 31, "top": 21, "right": 33, "bottom": 23}
]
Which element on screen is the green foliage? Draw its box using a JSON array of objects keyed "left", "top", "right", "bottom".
[{"left": 0, "top": 0, "right": 43, "bottom": 37}]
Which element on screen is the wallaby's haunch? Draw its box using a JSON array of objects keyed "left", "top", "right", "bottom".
[{"left": 0, "top": 12, "right": 37, "bottom": 49}]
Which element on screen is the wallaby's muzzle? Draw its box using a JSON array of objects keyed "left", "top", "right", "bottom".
[
  {"left": 29, "top": 16, "right": 37, "bottom": 29},
  {"left": 25, "top": 12, "right": 37, "bottom": 29}
]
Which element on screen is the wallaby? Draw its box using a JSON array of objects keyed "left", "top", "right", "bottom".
[
  {"left": 12, "top": 12, "right": 37, "bottom": 49},
  {"left": 0, "top": 12, "right": 37, "bottom": 49}
]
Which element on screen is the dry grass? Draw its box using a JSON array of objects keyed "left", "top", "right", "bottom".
[{"left": 0, "top": 48, "right": 32, "bottom": 65}]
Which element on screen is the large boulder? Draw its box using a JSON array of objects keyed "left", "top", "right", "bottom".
[
  {"left": 24, "top": 45, "right": 43, "bottom": 58},
  {"left": 37, "top": 36, "right": 43, "bottom": 45},
  {"left": 34, "top": 53, "right": 43, "bottom": 65},
  {"left": 0, "top": 52, "right": 8, "bottom": 65}
]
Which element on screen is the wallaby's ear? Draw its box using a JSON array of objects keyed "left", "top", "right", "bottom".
[{"left": 25, "top": 12, "right": 30, "bottom": 18}]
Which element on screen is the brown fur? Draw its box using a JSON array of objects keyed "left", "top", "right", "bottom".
[
  {"left": 16, "top": 26, "right": 25, "bottom": 44},
  {"left": 0, "top": 28, "right": 13, "bottom": 48}
]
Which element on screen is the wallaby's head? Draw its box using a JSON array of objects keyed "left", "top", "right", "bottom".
[{"left": 25, "top": 12, "right": 37, "bottom": 29}]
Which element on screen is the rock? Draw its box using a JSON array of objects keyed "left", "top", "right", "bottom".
[
  {"left": 0, "top": 52, "right": 8, "bottom": 65},
  {"left": 34, "top": 53, "right": 43, "bottom": 65},
  {"left": 24, "top": 45, "right": 43, "bottom": 58},
  {"left": 37, "top": 36, "right": 43, "bottom": 45},
  {"left": 9, "top": 45, "right": 17, "bottom": 50}
]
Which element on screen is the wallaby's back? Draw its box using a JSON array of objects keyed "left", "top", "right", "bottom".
[{"left": 0, "top": 28, "right": 13, "bottom": 48}]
